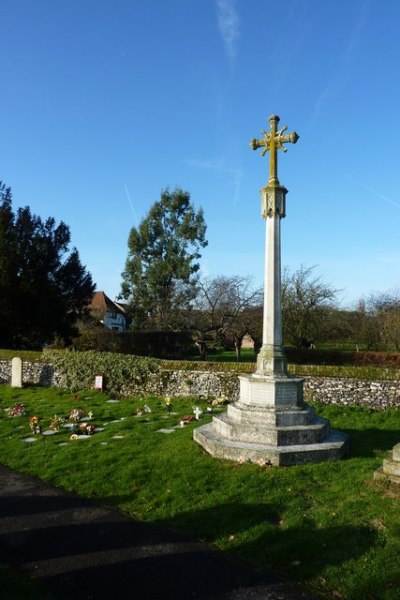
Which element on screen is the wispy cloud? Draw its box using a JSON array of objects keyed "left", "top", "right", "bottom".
[
  {"left": 188, "top": 156, "right": 242, "bottom": 205},
  {"left": 308, "top": 0, "right": 372, "bottom": 127},
  {"left": 216, "top": 0, "right": 240, "bottom": 61},
  {"left": 187, "top": 157, "right": 226, "bottom": 171}
]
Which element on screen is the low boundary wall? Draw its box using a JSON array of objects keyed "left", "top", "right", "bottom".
[{"left": 1, "top": 360, "right": 400, "bottom": 409}]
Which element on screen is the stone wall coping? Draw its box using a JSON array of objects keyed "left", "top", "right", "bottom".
[{"left": 1, "top": 359, "right": 400, "bottom": 409}]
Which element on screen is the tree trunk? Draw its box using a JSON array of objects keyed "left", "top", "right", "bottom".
[
  {"left": 197, "top": 341, "right": 207, "bottom": 361},
  {"left": 233, "top": 336, "right": 243, "bottom": 362},
  {"left": 252, "top": 336, "right": 262, "bottom": 355}
]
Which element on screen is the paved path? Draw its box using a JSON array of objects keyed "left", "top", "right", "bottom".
[{"left": 0, "top": 465, "right": 319, "bottom": 599}]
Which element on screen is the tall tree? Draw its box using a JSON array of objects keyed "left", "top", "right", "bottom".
[
  {"left": 121, "top": 188, "right": 207, "bottom": 330},
  {"left": 282, "top": 265, "right": 339, "bottom": 348},
  {"left": 0, "top": 181, "right": 95, "bottom": 348}
]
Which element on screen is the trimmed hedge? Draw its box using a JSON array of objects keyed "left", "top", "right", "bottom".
[
  {"left": 73, "top": 329, "right": 196, "bottom": 359},
  {"left": 159, "top": 358, "right": 400, "bottom": 381},
  {"left": 159, "top": 359, "right": 255, "bottom": 373},
  {"left": 0, "top": 349, "right": 44, "bottom": 361},
  {"left": 285, "top": 348, "right": 400, "bottom": 368},
  {"left": 45, "top": 350, "right": 159, "bottom": 395}
]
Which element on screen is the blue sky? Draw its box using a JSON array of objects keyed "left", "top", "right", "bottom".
[{"left": 1, "top": 0, "right": 400, "bottom": 307}]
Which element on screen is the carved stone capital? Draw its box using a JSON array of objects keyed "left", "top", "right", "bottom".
[{"left": 260, "top": 185, "right": 287, "bottom": 219}]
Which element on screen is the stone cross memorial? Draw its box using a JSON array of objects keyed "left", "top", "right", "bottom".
[{"left": 194, "top": 115, "right": 348, "bottom": 465}]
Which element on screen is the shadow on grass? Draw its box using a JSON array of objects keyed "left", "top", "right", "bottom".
[
  {"left": 341, "top": 428, "right": 399, "bottom": 458},
  {"left": 0, "top": 562, "right": 53, "bottom": 600},
  {"left": 0, "top": 498, "right": 377, "bottom": 598},
  {"left": 0, "top": 492, "right": 308, "bottom": 598},
  {"left": 155, "top": 504, "right": 377, "bottom": 581},
  {"left": 0, "top": 464, "right": 378, "bottom": 600}
]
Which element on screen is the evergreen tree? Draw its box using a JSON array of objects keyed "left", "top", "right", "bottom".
[
  {"left": 0, "top": 181, "right": 95, "bottom": 347},
  {"left": 121, "top": 188, "right": 207, "bottom": 329}
]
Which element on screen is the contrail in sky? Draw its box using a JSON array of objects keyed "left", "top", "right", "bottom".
[
  {"left": 124, "top": 184, "right": 139, "bottom": 226},
  {"left": 348, "top": 176, "right": 400, "bottom": 211}
]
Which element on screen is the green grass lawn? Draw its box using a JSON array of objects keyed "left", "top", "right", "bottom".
[
  {"left": 192, "top": 348, "right": 257, "bottom": 362},
  {"left": 0, "top": 385, "right": 399, "bottom": 599}
]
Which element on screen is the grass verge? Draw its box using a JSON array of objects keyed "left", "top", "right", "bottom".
[
  {"left": 2, "top": 348, "right": 400, "bottom": 381},
  {"left": 0, "top": 385, "right": 399, "bottom": 599}
]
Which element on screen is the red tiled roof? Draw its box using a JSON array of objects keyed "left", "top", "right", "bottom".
[{"left": 89, "top": 292, "right": 126, "bottom": 318}]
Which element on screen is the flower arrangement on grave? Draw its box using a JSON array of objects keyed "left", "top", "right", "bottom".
[
  {"left": 79, "top": 423, "right": 96, "bottom": 435},
  {"left": 8, "top": 403, "right": 26, "bottom": 417},
  {"left": 29, "top": 415, "right": 42, "bottom": 434},
  {"left": 69, "top": 408, "right": 84, "bottom": 422},
  {"left": 49, "top": 415, "right": 65, "bottom": 431},
  {"left": 136, "top": 404, "right": 151, "bottom": 416},
  {"left": 164, "top": 396, "right": 172, "bottom": 413},
  {"left": 179, "top": 415, "right": 196, "bottom": 426},
  {"left": 256, "top": 458, "right": 272, "bottom": 468}
]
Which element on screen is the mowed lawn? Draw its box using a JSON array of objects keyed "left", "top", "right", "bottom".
[{"left": 0, "top": 385, "right": 399, "bottom": 599}]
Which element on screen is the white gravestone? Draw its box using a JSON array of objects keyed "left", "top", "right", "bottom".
[{"left": 11, "top": 357, "right": 23, "bottom": 388}]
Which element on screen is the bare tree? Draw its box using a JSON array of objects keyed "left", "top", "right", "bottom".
[
  {"left": 245, "top": 305, "right": 263, "bottom": 356},
  {"left": 364, "top": 290, "right": 400, "bottom": 351},
  {"left": 282, "top": 265, "right": 339, "bottom": 348},
  {"left": 226, "top": 302, "right": 263, "bottom": 361},
  {"left": 188, "top": 275, "right": 262, "bottom": 360}
]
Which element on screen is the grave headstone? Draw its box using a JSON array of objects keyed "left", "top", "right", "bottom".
[
  {"left": 94, "top": 375, "right": 104, "bottom": 391},
  {"left": 11, "top": 357, "right": 23, "bottom": 388}
]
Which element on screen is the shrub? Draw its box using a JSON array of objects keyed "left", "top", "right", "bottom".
[{"left": 45, "top": 350, "right": 159, "bottom": 395}]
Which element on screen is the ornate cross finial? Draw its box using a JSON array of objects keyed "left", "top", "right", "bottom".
[{"left": 250, "top": 115, "right": 299, "bottom": 185}]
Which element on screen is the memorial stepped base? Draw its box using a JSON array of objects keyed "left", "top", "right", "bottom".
[
  {"left": 194, "top": 425, "right": 348, "bottom": 466},
  {"left": 194, "top": 373, "right": 348, "bottom": 466},
  {"left": 213, "top": 410, "right": 330, "bottom": 445},
  {"left": 374, "top": 443, "right": 400, "bottom": 484}
]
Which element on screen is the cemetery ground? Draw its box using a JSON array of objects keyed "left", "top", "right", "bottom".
[{"left": 0, "top": 386, "right": 399, "bottom": 600}]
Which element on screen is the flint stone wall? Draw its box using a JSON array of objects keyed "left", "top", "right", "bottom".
[
  {"left": 1, "top": 359, "right": 400, "bottom": 409},
  {"left": 0, "top": 360, "right": 55, "bottom": 387}
]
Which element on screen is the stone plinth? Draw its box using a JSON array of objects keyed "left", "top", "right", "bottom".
[
  {"left": 374, "top": 443, "right": 400, "bottom": 484},
  {"left": 193, "top": 373, "right": 348, "bottom": 466}
]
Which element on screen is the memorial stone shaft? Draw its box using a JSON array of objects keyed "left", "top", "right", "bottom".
[
  {"left": 193, "top": 114, "right": 348, "bottom": 466},
  {"left": 250, "top": 115, "right": 299, "bottom": 376}
]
